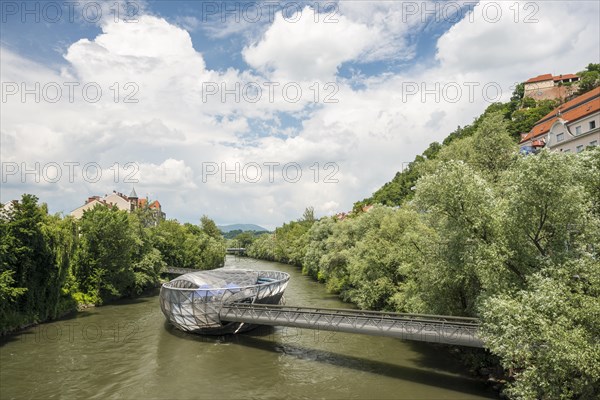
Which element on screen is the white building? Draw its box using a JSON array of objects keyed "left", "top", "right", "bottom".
[
  {"left": 523, "top": 73, "right": 580, "bottom": 101},
  {"left": 70, "top": 188, "right": 157, "bottom": 219},
  {"left": 519, "top": 87, "right": 600, "bottom": 154}
]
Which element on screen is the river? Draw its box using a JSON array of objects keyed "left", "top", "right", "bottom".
[{"left": 0, "top": 256, "right": 497, "bottom": 399}]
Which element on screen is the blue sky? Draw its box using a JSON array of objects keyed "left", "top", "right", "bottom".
[{"left": 1, "top": 1, "right": 599, "bottom": 228}]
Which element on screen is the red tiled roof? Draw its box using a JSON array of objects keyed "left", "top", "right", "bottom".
[
  {"left": 525, "top": 73, "right": 579, "bottom": 84},
  {"left": 149, "top": 200, "right": 161, "bottom": 209},
  {"left": 525, "top": 74, "right": 553, "bottom": 84},
  {"left": 553, "top": 74, "right": 579, "bottom": 81},
  {"left": 519, "top": 87, "right": 600, "bottom": 143}
]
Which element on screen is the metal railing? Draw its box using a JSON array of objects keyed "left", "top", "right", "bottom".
[{"left": 219, "top": 303, "right": 483, "bottom": 347}]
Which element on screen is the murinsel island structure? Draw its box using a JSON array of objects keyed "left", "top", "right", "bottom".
[{"left": 159, "top": 268, "right": 484, "bottom": 347}]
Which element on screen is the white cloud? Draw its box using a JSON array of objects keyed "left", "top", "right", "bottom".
[
  {"left": 139, "top": 159, "right": 197, "bottom": 189},
  {"left": 436, "top": 1, "right": 600, "bottom": 77},
  {"left": 243, "top": 6, "right": 378, "bottom": 81},
  {"left": 2, "top": 1, "right": 599, "bottom": 228}
]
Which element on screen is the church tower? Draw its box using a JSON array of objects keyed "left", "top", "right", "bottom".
[{"left": 129, "top": 187, "right": 138, "bottom": 212}]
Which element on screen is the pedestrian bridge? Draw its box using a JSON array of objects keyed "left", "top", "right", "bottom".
[
  {"left": 226, "top": 247, "right": 246, "bottom": 254},
  {"left": 219, "top": 303, "right": 483, "bottom": 348},
  {"left": 162, "top": 267, "right": 483, "bottom": 348}
]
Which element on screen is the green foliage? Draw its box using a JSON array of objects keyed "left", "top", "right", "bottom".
[
  {"left": 134, "top": 205, "right": 163, "bottom": 227},
  {"left": 72, "top": 205, "right": 136, "bottom": 302},
  {"left": 247, "top": 211, "right": 316, "bottom": 267},
  {"left": 250, "top": 126, "right": 599, "bottom": 397},
  {"left": 578, "top": 147, "right": 600, "bottom": 217},
  {"left": 481, "top": 257, "right": 600, "bottom": 399},
  {"left": 229, "top": 231, "right": 256, "bottom": 248},
  {"left": 1, "top": 197, "right": 224, "bottom": 333},
  {"left": 470, "top": 111, "right": 517, "bottom": 181},
  {"left": 149, "top": 219, "right": 225, "bottom": 270},
  {"left": 302, "top": 217, "right": 335, "bottom": 279},
  {"left": 499, "top": 151, "right": 595, "bottom": 273},
  {"left": 508, "top": 99, "right": 558, "bottom": 136},
  {"left": 246, "top": 233, "right": 277, "bottom": 260},
  {"left": 414, "top": 161, "right": 496, "bottom": 315},
  {"left": 132, "top": 248, "right": 166, "bottom": 295},
  {"left": 302, "top": 206, "right": 315, "bottom": 222},
  {"left": 0, "top": 195, "right": 77, "bottom": 332},
  {"left": 200, "top": 215, "right": 222, "bottom": 240},
  {"left": 0, "top": 270, "right": 27, "bottom": 303},
  {"left": 577, "top": 63, "right": 600, "bottom": 95}
]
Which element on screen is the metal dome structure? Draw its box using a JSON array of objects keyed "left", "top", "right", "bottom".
[{"left": 159, "top": 268, "right": 290, "bottom": 334}]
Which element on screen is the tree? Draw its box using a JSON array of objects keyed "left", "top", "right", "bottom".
[
  {"left": 578, "top": 147, "right": 600, "bottom": 216},
  {"left": 481, "top": 257, "right": 600, "bottom": 399},
  {"left": 149, "top": 220, "right": 188, "bottom": 269},
  {"left": 128, "top": 212, "right": 165, "bottom": 294},
  {"left": 577, "top": 63, "right": 600, "bottom": 95},
  {"left": 200, "top": 215, "right": 221, "bottom": 239},
  {"left": 303, "top": 217, "right": 336, "bottom": 279},
  {"left": 232, "top": 231, "right": 255, "bottom": 249},
  {"left": 0, "top": 195, "right": 77, "bottom": 331},
  {"left": 150, "top": 219, "right": 225, "bottom": 270},
  {"left": 413, "top": 161, "right": 497, "bottom": 315},
  {"left": 302, "top": 206, "right": 315, "bottom": 223},
  {"left": 499, "top": 150, "right": 594, "bottom": 275},
  {"left": 471, "top": 111, "right": 517, "bottom": 181},
  {"left": 508, "top": 99, "right": 558, "bottom": 137},
  {"left": 72, "top": 205, "right": 136, "bottom": 303},
  {"left": 0, "top": 271, "right": 26, "bottom": 305}
]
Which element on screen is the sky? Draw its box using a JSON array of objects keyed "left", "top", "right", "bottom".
[{"left": 1, "top": 0, "right": 599, "bottom": 229}]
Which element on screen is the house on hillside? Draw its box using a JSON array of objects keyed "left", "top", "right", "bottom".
[
  {"left": 523, "top": 73, "right": 580, "bottom": 101},
  {"left": 519, "top": 87, "right": 600, "bottom": 154},
  {"left": 70, "top": 188, "right": 166, "bottom": 223}
]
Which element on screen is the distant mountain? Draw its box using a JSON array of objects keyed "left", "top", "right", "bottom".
[{"left": 218, "top": 224, "right": 269, "bottom": 233}]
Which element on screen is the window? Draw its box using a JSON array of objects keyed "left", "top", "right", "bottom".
[
  {"left": 556, "top": 133, "right": 564, "bottom": 142},
  {"left": 591, "top": 141, "right": 598, "bottom": 147},
  {"left": 576, "top": 145, "right": 584, "bottom": 153},
  {"left": 563, "top": 149, "right": 570, "bottom": 153},
  {"left": 590, "top": 121, "right": 597, "bottom": 130},
  {"left": 575, "top": 126, "right": 581, "bottom": 135}
]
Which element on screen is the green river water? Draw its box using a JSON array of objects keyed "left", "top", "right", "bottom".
[{"left": 0, "top": 256, "right": 498, "bottom": 399}]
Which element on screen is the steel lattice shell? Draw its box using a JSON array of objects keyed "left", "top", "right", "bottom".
[{"left": 159, "top": 268, "right": 290, "bottom": 334}]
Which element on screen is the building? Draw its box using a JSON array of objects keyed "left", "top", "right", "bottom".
[
  {"left": 70, "top": 188, "right": 165, "bottom": 222},
  {"left": 0, "top": 200, "right": 18, "bottom": 220},
  {"left": 523, "top": 73, "right": 580, "bottom": 101},
  {"left": 519, "top": 87, "right": 600, "bottom": 154},
  {"left": 147, "top": 200, "right": 166, "bottom": 225}
]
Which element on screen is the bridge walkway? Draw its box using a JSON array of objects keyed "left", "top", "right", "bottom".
[{"left": 219, "top": 303, "right": 483, "bottom": 347}]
